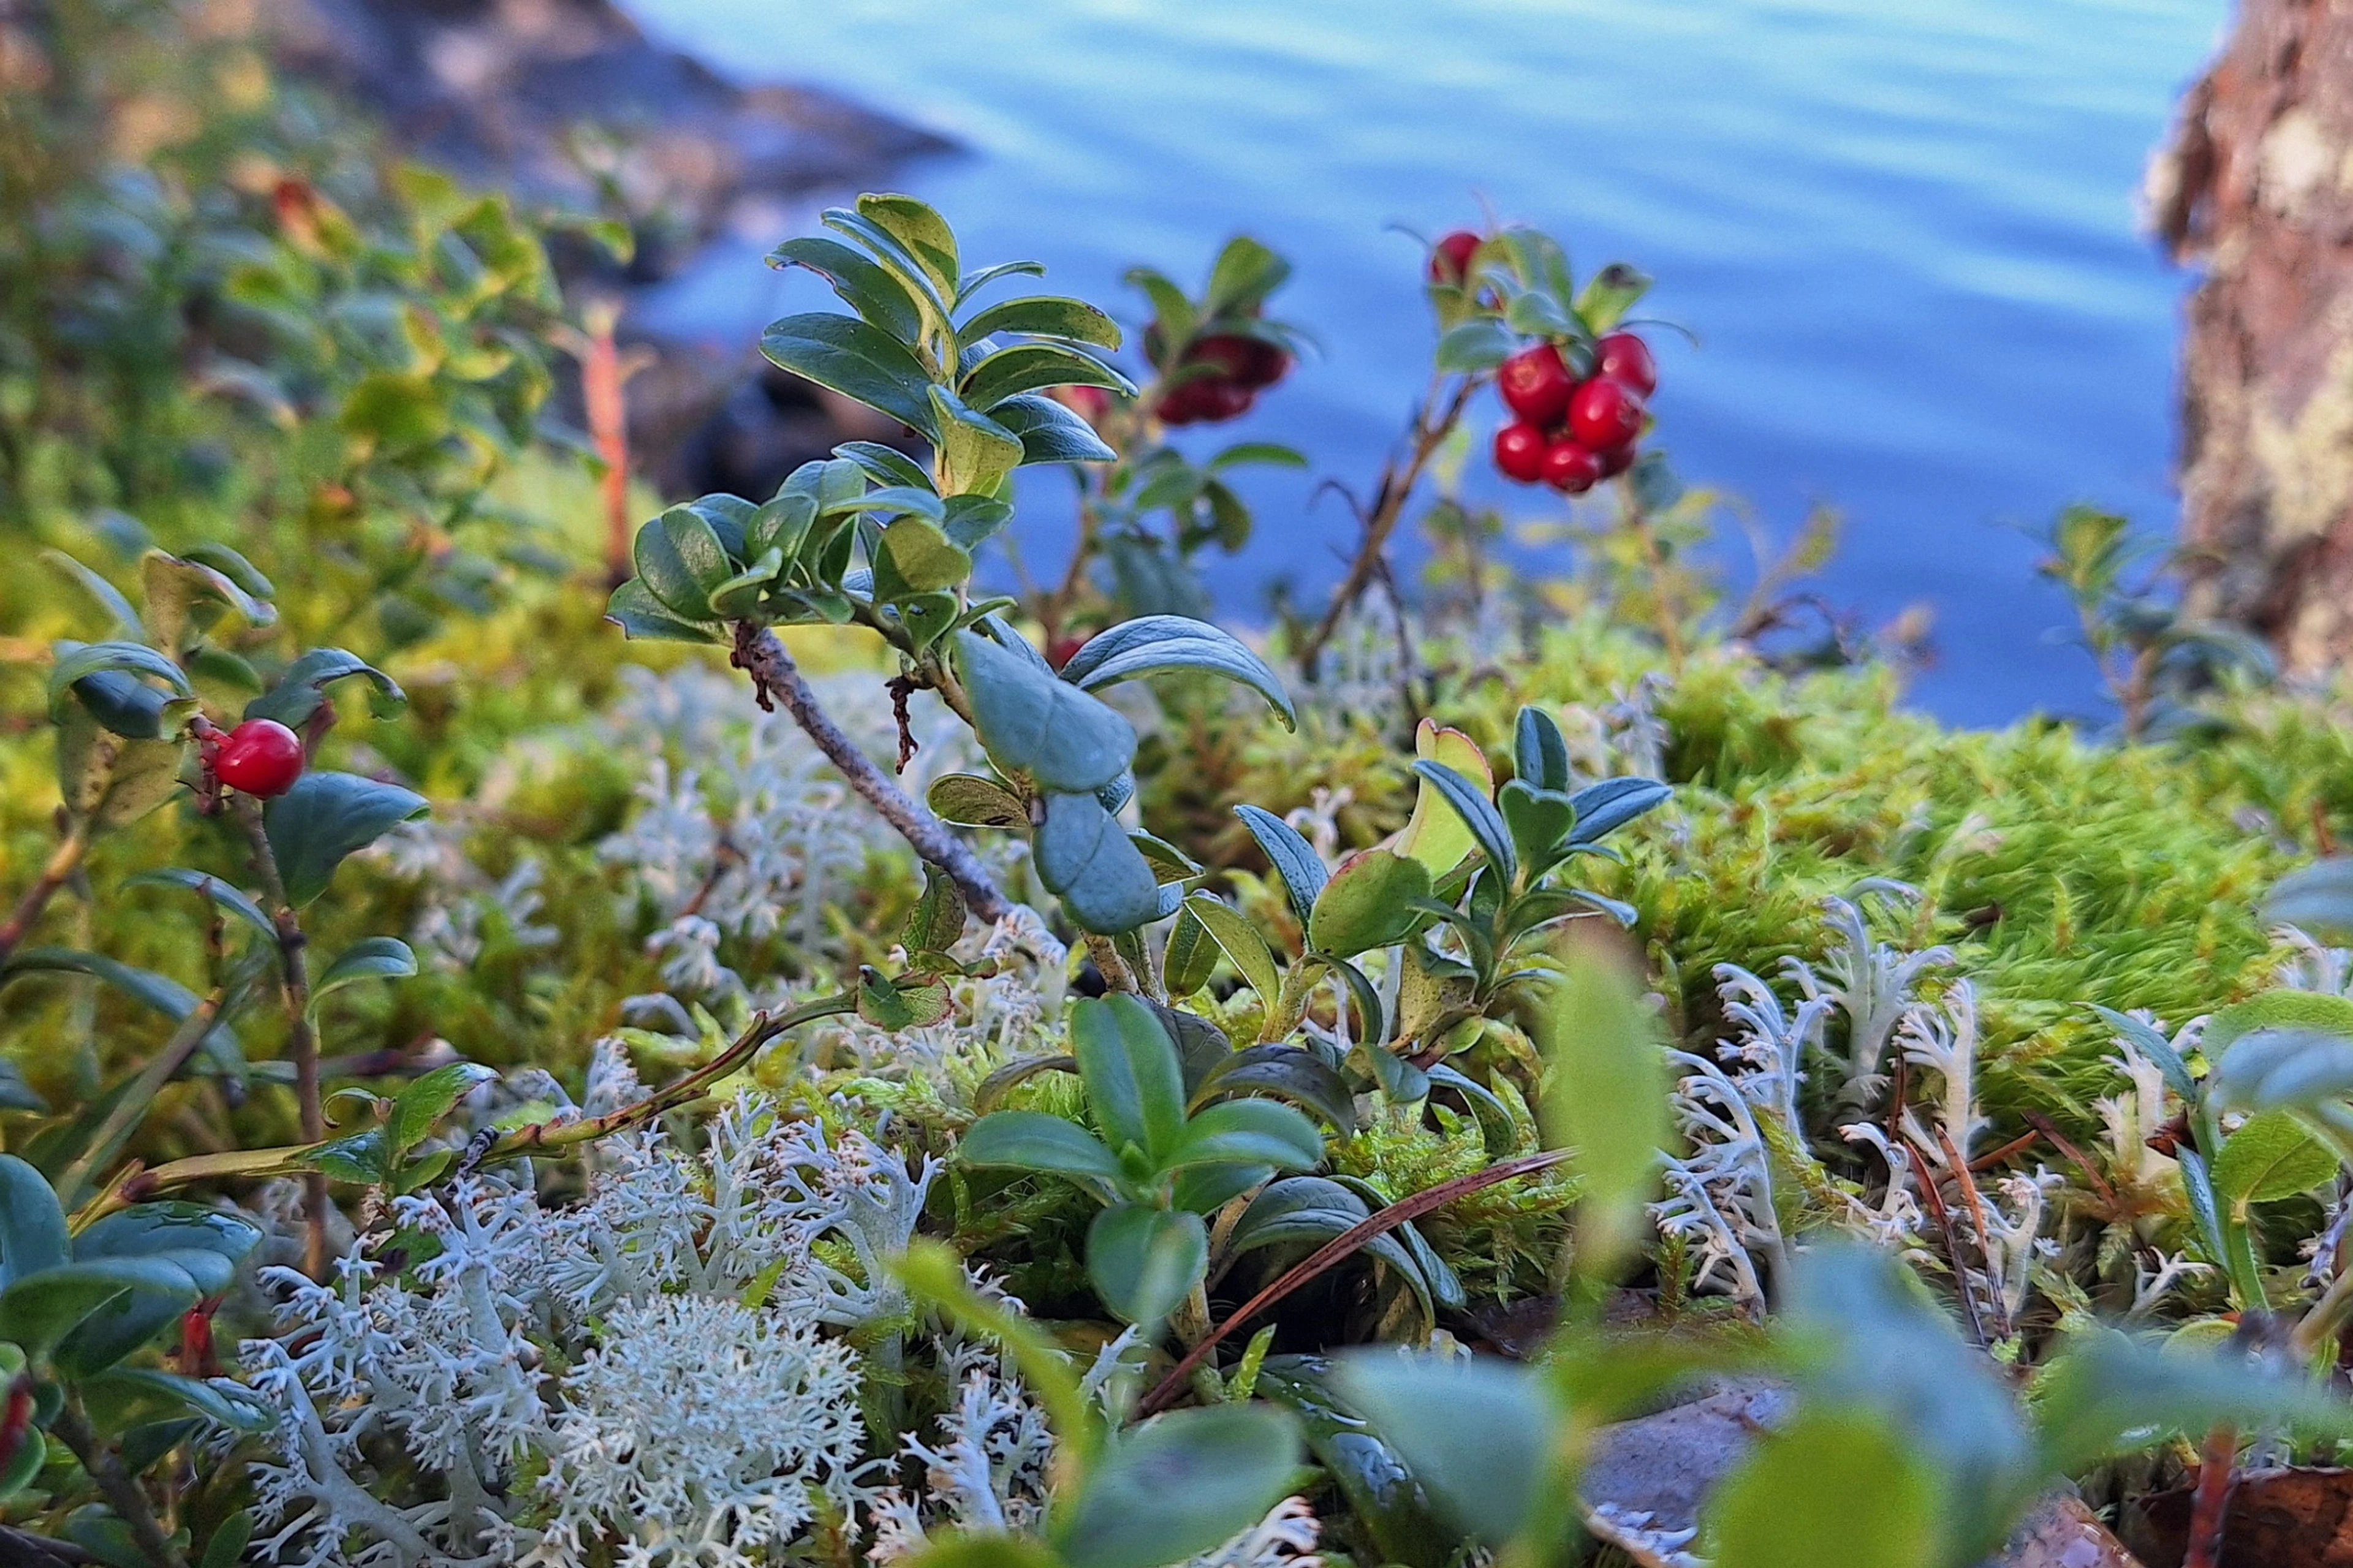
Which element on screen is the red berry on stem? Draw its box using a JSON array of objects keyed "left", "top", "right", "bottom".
[
  {"left": 1541, "top": 438, "right": 1602, "bottom": 494},
  {"left": 1428, "top": 229, "right": 1482, "bottom": 284},
  {"left": 1493, "top": 422, "right": 1548, "bottom": 483},
  {"left": 1568, "top": 376, "right": 1645, "bottom": 450},
  {"left": 1594, "top": 331, "right": 1657, "bottom": 396},
  {"left": 214, "top": 718, "right": 305, "bottom": 798},
  {"left": 1191, "top": 333, "right": 1291, "bottom": 391},
  {"left": 1497, "top": 343, "right": 1575, "bottom": 426}
]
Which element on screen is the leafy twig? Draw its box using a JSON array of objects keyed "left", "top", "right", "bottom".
[
  {"left": 729, "top": 623, "right": 1010, "bottom": 922},
  {"left": 50, "top": 1397, "right": 187, "bottom": 1568},
  {"left": 1294, "top": 373, "right": 1479, "bottom": 678},
  {"left": 0, "top": 820, "right": 89, "bottom": 965},
  {"left": 1136, "top": 1148, "right": 1573, "bottom": 1416},
  {"left": 227, "top": 793, "right": 327, "bottom": 1277}
]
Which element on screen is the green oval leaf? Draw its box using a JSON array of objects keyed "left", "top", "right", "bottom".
[
  {"left": 1232, "top": 804, "right": 1327, "bottom": 927},
  {"left": 263, "top": 771, "right": 430, "bottom": 906},
  {"left": 1035, "top": 792, "right": 1162, "bottom": 934},
  {"left": 1086, "top": 1202, "right": 1206, "bottom": 1325},
  {"left": 759, "top": 311, "right": 940, "bottom": 438},
  {"left": 1411, "top": 760, "right": 1516, "bottom": 884},
  {"left": 959, "top": 1110, "right": 1121, "bottom": 1186},
  {"left": 1062, "top": 615, "right": 1295, "bottom": 730},
  {"left": 987, "top": 393, "right": 1118, "bottom": 465},
  {"left": 957, "top": 295, "right": 1123, "bottom": 350},
  {"left": 1054, "top": 1404, "right": 1302, "bottom": 1568},
  {"left": 955, "top": 629, "right": 1135, "bottom": 794},
  {"left": 1309, "top": 848, "right": 1433, "bottom": 959},
  {"left": 1179, "top": 892, "right": 1284, "bottom": 1008}
]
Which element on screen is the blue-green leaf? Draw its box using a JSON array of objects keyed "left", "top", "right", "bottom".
[
  {"left": 1036, "top": 792, "right": 1163, "bottom": 934},
  {"left": 988, "top": 393, "right": 1118, "bottom": 465},
  {"left": 263, "top": 771, "right": 429, "bottom": 905},
  {"left": 1055, "top": 1405, "right": 1302, "bottom": 1568},
  {"left": 1061, "top": 615, "right": 1295, "bottom": 730},
  {"left": 245, "top": 648, "right": 406, "bottom": 727},
  {"left": 1566, "top": 777, "right": 1672, "bottom": 844},
  {"left": 759, "top": 312, "right": 939, "bottom": 437},
  {"left": 1232, "top": 805, "right": 1327, "bottom": 927},
  {"left": 955, "top": 629, "right": 1134, "bottom": 794},
  {"left": 0, "top": 1155, "right": 69, "bottom": 1287},
  {"left": 1085, "top": 1202, "right": 1205, "bottom": 1325},
  {"left": 1333, "top": 1353, "right": 1553, "bottom": 1547}
]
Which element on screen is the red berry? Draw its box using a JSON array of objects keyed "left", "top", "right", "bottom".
[
  {"left": 1493, "top": 422, "right": 1548, "bottom": 483},
  {"left": 1158, "top": 377, "right": 1252, "bottom": 427},
  {"left": 1057, "top": 384, "right": 1111, "bottom": 423},
  {"left": 214, "top": 718, "right": 305, "bottom": 798},
  {"left": 1191, "top": 333, "right": 1291, "bottom": 391},
  {"left": 1568, "top": 376, "right": 1645, "bottom": 450},
  {"left": 1541, "top": 438, "right": 1602, "bottom": 494},
  {"left": 1046, "top": 635, "right": 1085, "bottom": 670},
  {"left": 1596, "top": 439, "right": 1637, "bottom": 479},
  {"left": 1594, "top": 331, "right": 1657, "bottom": 396},
  {"left": 1497, "top": 344, "right": 1575, "bottom": 426},
  {"left": 1428, "top": 230, "right": 1482, "bottom": 284}
]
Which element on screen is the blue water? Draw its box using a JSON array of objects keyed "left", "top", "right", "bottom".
[{"left": 622, "top": 0, "right": 2226, "bottom": 725}]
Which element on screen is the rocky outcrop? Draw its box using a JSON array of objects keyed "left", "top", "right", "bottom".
[
  {"left": 262, "top": 0, "right": 949, "bottom": 499},
  {"left": 2151, "top": 0, "right": 2353, "bottom": 677}
]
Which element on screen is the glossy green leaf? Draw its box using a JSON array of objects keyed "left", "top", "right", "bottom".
[
  {"left": 958, "top": 295, "right": 1122, "bottom": 349},
  {"left": 1070, "top": 994, "right": 1189, "bottom": 1162},
  {"left": 928, "top": 384, "right": 1026, "bottom": 497},
  {"left": 0, "top": 1257, "right": 191, "bottom": 1363},
  {"left": 768, "top": 235, "right": 924, "bottom": 344},
  {"left": 1164, "top": 1099, "right": 1322, "bottom": 1175},
  {"left": 387, "top": 1062, "right": 498, "bottom": 1156},
  {"left": 1226, "top": 1177, "right": 1432, "bottom": 1322},
  {"left": 989, "top": 392, "right": 1118, "bottom": 465},
  {"left": 1309, "top": 848, "right": 1433, "bottom": 958},
  {"left": 1512, "top": 706, "right": 1571, "bottom": 792},
  {"left": 1498, "top": 780, "right": 1577, "bottom": 873},
  {"left": 1433, "top": 317, "right": 1517, "bottom": 373},
  {"left": 0, "top": 1156, "right": 69, "bottom": 1287},
  {"left": 857, "top": 968, "right": 954, "bottom": 1029},
  {"left": 1332, "top": 1352, "right": 1553, "bottom": 1547},
  {"left": 2213, "top": 1110, "right": 2340, "bottom": 1206},
  {"left": 1232, "top": 804, "right": 1327, "bottom": 927},
  {"left": 876, "top": 517, "right": 974, "bottom": 599},
  {"left": 1566, "top": 777, "right": 1672, "bottom": 844},
  {"left": 47, "top": 642, "right": 191, "bottom": 724},
  {"left": 605, "top": 578, "right": 724, "bottom": 644},
  {"left": 1412, "top": 760, "right": 1516, "bottom": 885},
  {"left": 856, "top": 193, "right": 960, "bottom": 294},
  {"left": 928, "top": 773, "right": 1028, "bottom": 828},
  {"left": 1035, "top": 792, "right": 1163, "bottom": 934},
  {"left": 1180, "top": 892, "right": 1283, "bottom": 1006},
  {"left": 961, "top": 341, "right": 1134, "bottom": 410},
  {"left": 904, "top": 866, "right": 969, "bottom": 955},
  {"left": 245, "top": 648, "right": 406, "bottom": 728},
  {"left": 41, "top": 551, "right": 143, "bottom": 637},
  {"left": 1708, "top": 1409, "right": 1939, "bottom": 1568},
  {"left": 1191, "top": 1044, "right": 1357, "bottom": 1137},
  {"left": 960, "top": 1110, "right": 1121, "bottom": 1187},
  {"left": 263, "top": 770, "right": 430, "bottom": 905},
  {"left": 632, "top": 505, "right": 735, "bottom": 621},
  {"left": 1086, "top": 1202, "right": 1205, "bottom": 1324},
  {"left": 943, "top": 493, "right": 1015, "bottom": 551},
  {"left": 1061, "top": 615, "right": 1295, "bottom": 729},
  {"left": 310, "top": 937, "right": 417, "bottom": 1017},
  {"left": 141, "top": 549, "right": 275, "bottom": 653},
  {"left": 1055, "top": 1404, "right": 1302, "bottom": 1568},
  {"left": 1254, "top": 1357, "right": 1457, "bottom": 1568},
  {"left": 955, "top": 629, "right": 1135, "bottom": 793},
  {"left": 759, "top": 311, "right": 939, "bottom": 436},
  {"left": 1164, "top": 903, "right": 1221, "bottom": 998},
  {"left": 1203, "top": 236, "right": 1292, "bottom": 317},
  {"left": 3, "top": 946, "right": 206, "bottom": 1029},
  {"left": 126, "top": 869, "right": 273, "bottom": 939}
]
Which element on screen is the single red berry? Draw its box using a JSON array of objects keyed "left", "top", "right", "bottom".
[
  {"left": 1428, "top": 229, "right": 1482, "bottom": 284},
  {"left": 1046, "top": 635, "right": 1086, "bottom": 670},
  {"left": 1568, "top": 376, "right": 1645, "bottom": 450},
  {"left": 1057, "top": 384, "right": 1111, "bottom": 423},
  {"left": 214, "top": 718, "right": 305, "bottom": 798},
  {"left": 1493, "top": 422, "right": 1549, "bottom": 483},
  {"left": 1541, "top": 438, "right": 1602, "bottom": 494},
  {"left": 1195, "top": 379, "right": 1254, "bottom": 422},
  {"left": 1498, "top": 344, "right": 1575, "bottom": 426},
  {"left": 1594, "top": 331, "right": 1658, "bottom": 396},
  {"left": 1596, "top": 439, "right": 1637, "bottom": 479},
  {"left": 1191, "top": 333, "right": 1291, "bottom": 391}
]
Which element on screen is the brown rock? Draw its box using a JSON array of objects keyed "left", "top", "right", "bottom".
[
  {"left": 2125, "top": 1466, "right": 2353, "bottom": 1567},
  {"left": 2153, "top": 0, "right": 2353, "bottom": 676}
]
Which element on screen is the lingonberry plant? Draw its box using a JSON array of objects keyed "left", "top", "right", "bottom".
[{"left": 10, "top": 150, "right": 2353, "bottom": 1568}]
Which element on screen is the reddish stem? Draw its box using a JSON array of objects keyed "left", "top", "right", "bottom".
[{"left": 1135, "top": 1148, "right": 1572, "bottom": 1417}]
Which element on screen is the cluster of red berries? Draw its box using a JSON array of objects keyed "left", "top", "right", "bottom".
[
  {"left": 1491, "top": 333, "right": 1656, "bottom": 494},
  {"left": 203, "top": 718, "right": 306, "bottom": 798},
  {"left": 1149, "top": 324, "right": 1292, "bottom": 427}
]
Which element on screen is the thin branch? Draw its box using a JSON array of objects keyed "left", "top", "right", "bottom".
[
  {"left": 729, "top": 623, "right": 1009, "bottom": 922},
  {"left": 1294, "top": 374, "right": 1479, "bottom": 678},
  {"left": 1898, "top": 1128, "right": 1989, "bottom": 1349},
  {"left": 0, "top": 819, "right": 89, "bottom": 966},
  {"left": 1137, "top": 1148, "right": 1573, "bottom": 1416},
  {"left": 226, "top": 795, "right": 326, "bottom": 1277},
  {"left": 50, "top": 1398, "right": 186, "bottom": 1568}
]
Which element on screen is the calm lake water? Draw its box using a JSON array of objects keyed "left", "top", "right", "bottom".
[{"left": 623, "top": 0, "right": 2226, "bottom": 726}]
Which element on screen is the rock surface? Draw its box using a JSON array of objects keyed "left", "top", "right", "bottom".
[
  {"left": 260, "top": 0, "right": 948, "bottom": 498},
  {"left": 2151, "top": 0, "right": 2353, "bottom": 676}
]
